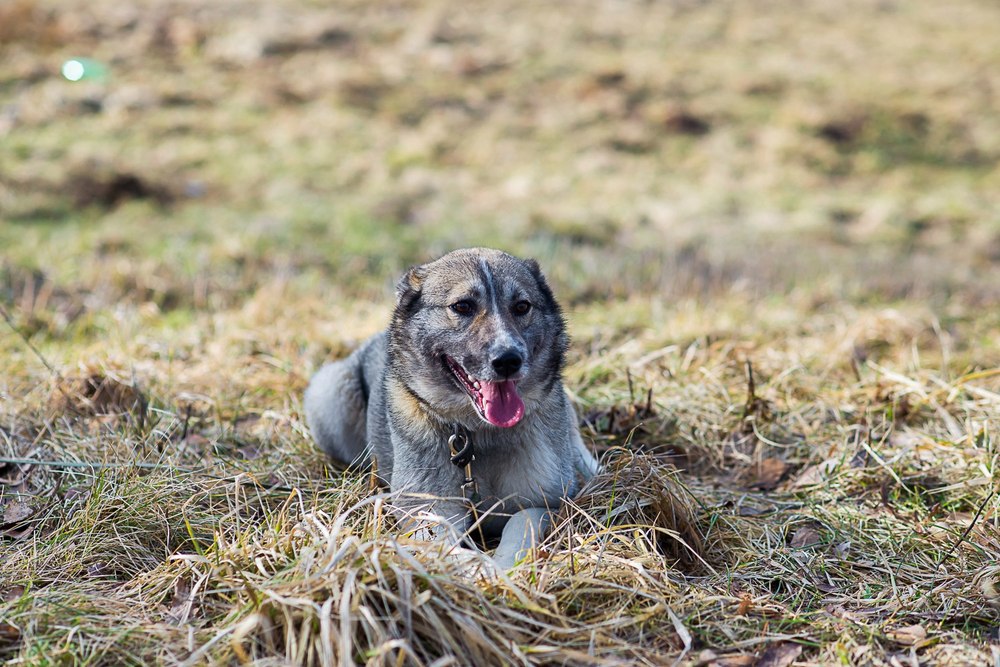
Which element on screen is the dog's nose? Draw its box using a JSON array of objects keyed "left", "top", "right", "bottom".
[{"left": 492, "top": 350, "right": 523, "bottom": 378}]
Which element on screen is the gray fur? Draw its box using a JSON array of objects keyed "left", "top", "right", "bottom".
[
  {"left": 305, "top": 248, "right": 598, "bottom": 568},
  {"left": 304, "top": 333, "right": 386, "bottom": 468}
]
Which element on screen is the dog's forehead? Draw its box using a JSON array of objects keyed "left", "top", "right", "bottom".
[{"left": 422, "top": 250, "right": 536, "bottom": 299}]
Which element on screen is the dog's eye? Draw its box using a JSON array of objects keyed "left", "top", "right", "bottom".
[
  {"left": 512, "top": 300, "right": 532, "bottom": 316},
  {"left": 450, "top": 300, "right": 475, "bottom": 316}
]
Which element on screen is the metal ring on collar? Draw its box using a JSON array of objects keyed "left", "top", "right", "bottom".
[{"left": 448, "top": 430, "right": 474, "bottom": 467}]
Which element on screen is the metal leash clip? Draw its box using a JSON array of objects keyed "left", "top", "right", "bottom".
[
  {"left": 448, "top": 429, "right": 474, "bottom": 467},
  {"left": 460, "top": 475, "right": 481, "bottom": 505},
  {"left": 448, "top": 426, "right": 481, "bottom": 507}
]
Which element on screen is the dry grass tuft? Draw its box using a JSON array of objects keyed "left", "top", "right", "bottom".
[
  {"left": 53, "top": 368, "right": 147, "bottom": 419},
  {"left": 563, "top": 449, "right": 711, "bottom": 573}
]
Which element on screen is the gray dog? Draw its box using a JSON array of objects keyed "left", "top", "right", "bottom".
[{"left": 305, "top": 248, "right": 597, "bottom": 568}]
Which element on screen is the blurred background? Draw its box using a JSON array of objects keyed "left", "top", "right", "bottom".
[
  {"left": 4, "top": 0, "right": 1000, "bottom": 322},
  {"left": 3, "top": 5, "right": 1000, "bottom": 662}
]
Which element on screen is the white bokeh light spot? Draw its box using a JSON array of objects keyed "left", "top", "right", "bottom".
[{"left": 62, "top": 60, "right": 85, "bottom": 82}]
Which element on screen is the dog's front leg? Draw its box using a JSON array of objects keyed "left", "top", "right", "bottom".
[
  {"left": 396, "top": 498, "right": 501, "bottom": 577},
  {"left": 398, "top": 498, "right": 470, "bottom": 543},
  {"left": 390, "top": 454, "right": 472, "bottom": 541},
  {"left": 492, "top": 507, "right": 553, "bottom": 569}
]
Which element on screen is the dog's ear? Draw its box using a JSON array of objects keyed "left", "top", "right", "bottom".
[
  {"left": 525, "top": 256, "right": 568, "bottom": 366},
  {"left": 394, "top": 265, "right": 425, "bottom": 315},
  {"left": 525, "top": 258, "right": 561, "bottom": 314}
]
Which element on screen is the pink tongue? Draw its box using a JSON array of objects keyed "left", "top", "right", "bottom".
[{"left": 479, "top": 380, "right": 525, "bottom": 428}]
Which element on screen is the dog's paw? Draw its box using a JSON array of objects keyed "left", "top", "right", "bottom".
[
  {"left": 447, "top": 545, "right": 499, "bottom": 580},
  {"left": 492, "top": 507, "right": 552, "bottom": 570}
]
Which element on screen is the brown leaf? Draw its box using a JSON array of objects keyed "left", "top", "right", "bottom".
[
  {"left": 167, "top": 577, "right": 194, "bottom": 624},
  {"left": 2, "top": 501, "right": 34, "bottom": 525},
  {"left": 0, "top": 622, "right": 20, "bottom": 647},
  {"left": 696, "top": 652, "right": 755, "bottom": 667},
  {"left": 0, "top": 525, "right": 33, "bottom": 540},
  {"left": 695, "top": 651, "right": 719, "bottom": 666},
  {"left": 886, "top": 623, "right": 927, "bottom": 646},
  {"left": 792, "top": 458, "right": 839, "bottom": 487},
  {"left": 814, "top": 577, "right": 838, "bottom": 593},
  {"left": 750, "top": 458, "right": 789, "bottom": 490},
  {"left": 738, "top": 504, "right": 771, "bottom": 517},
  {"left": 754, "top": 642, "right": 802, "bottom": 667},
  {"left": 789, "top": 526, "right": 823, "bottom": 549},
  {"left": 1, "top": 585, "right": 26, "bottom": 602}
]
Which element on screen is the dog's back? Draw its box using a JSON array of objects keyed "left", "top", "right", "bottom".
[{"left": 304, "top": 332, "right": 387, "bottom": 469}]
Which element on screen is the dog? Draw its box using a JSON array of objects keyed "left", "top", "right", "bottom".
[{"left": 305, "top": 248, "right": 598, "bottom": 568}]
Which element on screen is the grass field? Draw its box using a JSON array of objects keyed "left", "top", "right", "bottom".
[{"left": 2, "top": 0, "right": 1000, "bottom": 664}]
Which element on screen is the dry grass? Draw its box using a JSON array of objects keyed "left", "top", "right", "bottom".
[
  {"left": 3, "top": 293, "right": 998, "bottom": 665},
  {"left": 2, "top": 0, "right": 1000, "bottom": 664}
]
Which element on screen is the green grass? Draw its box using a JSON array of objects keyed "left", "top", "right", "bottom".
[{"left": 3, "top": 0, "right": 1000, "bottom": 664}]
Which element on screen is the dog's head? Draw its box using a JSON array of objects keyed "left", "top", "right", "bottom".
[{"left": 388, "top": 248, "right": 567, "bottom": 429}]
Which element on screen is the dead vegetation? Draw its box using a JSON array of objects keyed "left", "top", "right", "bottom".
[
  {"left": 2, "top": 293, "right": 997, "bottom": 665},
  {"left": 2, "top": 0, "right": 1000, "bottom": 664}
]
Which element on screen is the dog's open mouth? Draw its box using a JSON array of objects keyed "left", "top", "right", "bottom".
[{"left": 444, "top": 356, "right": 524, "bottom": 428}]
